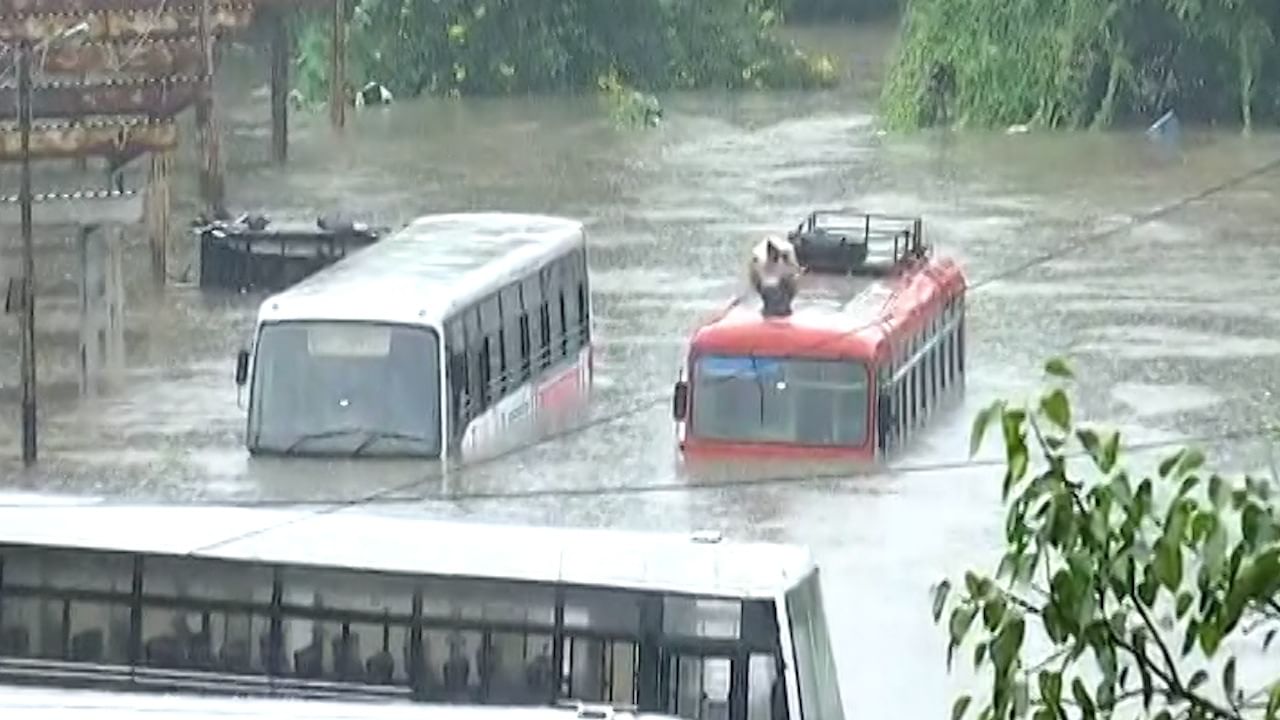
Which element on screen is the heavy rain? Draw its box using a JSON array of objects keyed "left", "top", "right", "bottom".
[{"left": 3, "top": 18, "right": 1280, "bottom": 720}]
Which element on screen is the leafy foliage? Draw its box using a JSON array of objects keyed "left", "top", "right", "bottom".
[
  {"left": 934, "top": 358, "right": 1280, "bottom": 720},
  {"left": 289, "top": 0, "right": 839, "bottom": 106},
  {"left": 775, "top": 0, "right": 903, "bottom": 22},
  {"left": 881, "top": 0, "right": 1280, "bottom": 130}
]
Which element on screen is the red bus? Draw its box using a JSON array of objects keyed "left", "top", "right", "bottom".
[{"left": 671, "top": 210, "right": 967, "bottom": 463}]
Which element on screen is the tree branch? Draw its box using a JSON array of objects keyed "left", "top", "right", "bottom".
[
  {"left": 1131, "top": 593, "right": 1183, "bottom": 690},
  {"left": 1106, "top": 619, "right": 1242, "bottom": 720}
]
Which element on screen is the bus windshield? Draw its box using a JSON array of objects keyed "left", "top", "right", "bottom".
[
  {"left": 247, "top": 321, "right": 441, "bottom": 457},
  {"left": 690, "top": 355, "right": 869, "bottom": 447}
]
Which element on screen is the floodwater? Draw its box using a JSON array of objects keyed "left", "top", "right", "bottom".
[{"left": 4, "top": 22, "right": 1280, "bottom": 720}]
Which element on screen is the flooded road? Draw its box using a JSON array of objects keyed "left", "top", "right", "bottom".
[{"left": 4, "top": 23, "right": 1280, "bottom": 720}]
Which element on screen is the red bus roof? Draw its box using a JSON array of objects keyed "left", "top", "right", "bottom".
[{"left": 689, "top": 255, "right": 966, "bottom": 361}]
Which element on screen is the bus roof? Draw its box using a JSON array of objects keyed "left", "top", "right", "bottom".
[
  {"left": 691, "top": 257, "right": 965, "bottom": 358},
  {"left": 256, "top": 212, "right": 585, "bottom": 329},
  {"left": 0, "top": 685, "right": 679, "bottom": 720},
  {"left": 0, "top": 504, "right": 814, "bottom": 600}
]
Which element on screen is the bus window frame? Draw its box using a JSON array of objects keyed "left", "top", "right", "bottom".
[{"left": 0, "top": 547, "right": 789, "bottom": 717}]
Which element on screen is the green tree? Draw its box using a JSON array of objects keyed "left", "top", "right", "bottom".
[
  {"left": 881, "top": 0, "right": 1280, "bottom": 131},
  {"left": 933, "top": 358, "right": 1280, "bottom": 720},
  {"left": 289, "top": 0, "right": 838, "bottom": 105}
]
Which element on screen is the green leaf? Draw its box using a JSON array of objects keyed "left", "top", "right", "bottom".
[
  {"left": 1174, "top": 447, "right": 1205, "bottom": 478},
  {"left": 1153, "top": 537, "right": 1183, "bottom": 591},
  {"left": 1044, "top": 357, "right": 1074, "bottom": 378},
  {"left": 964, "top": 571, "right": 990, "bottom": 599},
  {"left": 1242, "top": 502, "right": 1269, "bottom": 548},
  {"left": 1039, "top": 388, "right": 1071, "bottom": 431},
  {"left": 1199, "top": 608, "right": 1222, "bottom": 653},
  {"left": 1158, "top": 449, "right": 1187, "bottom": 478},
  {"left": 1038, "top": 670, "right": 1063, "bottom": 709},
  {"left": 1223, "top": 656, "right": 1236, "bottom": 700},
  {"left": 982, "top": 595, "right": 1007, "bottom": 631},
  {"left": 1188, "top": 669, "right": 1208, "bottom": 692},
  {"left": 969, "top": 401, "right": 1003, "bottom": 458},
  {"left": 1182, "top": 618, "right": 1199, "bottom": 656},
  {"left": 1096, "top": 677, "right": 1115, "bottom": 711},
  {"left": 1041, "top": 603, "right": 1066, "bottom": 644},
  {"left": 948, "top": 605, "right": 977, "bottom": 647},
  {"left": 1138, "top": 568, "right": 1158, "bottom": 607},
  {"left": 1176, "top": 473, "right": 1201, "bottom": 499},
  {"left": 1077, "top": 428, "right": 1102, "bottom": 467},
  {"left": 931, "top": 580, "right": 951, "bottom": 622},
  {"left": 1203, "top": 517, "right": 1228, "bottom": 578},
  {"left": 1175, "top": 591, "right": 1193, "bottom": 618},
  {"left": 1208, "top": 474, "right": 1229, "bottom": 509},
  {"left": 1101, "top": 431, "right": 1120, "bottom": 473},
  {"left": 1013, "top": 680, "right": 1029, "bottom": 719},
  {"left": 951, "top": 695, "right": 972, "bottom": 720},
  {"left": 991, "top": 613, "right": 1025, "bottom": 673},
  {"left": 972, "top": 641, "right": 988, "bottom": 668},
  {"left": 1005, "top": 448, "right": 1028, "bottom": 495},
  {"left": 1072, "top": 677, "right": 1097, "bottom": 720}
]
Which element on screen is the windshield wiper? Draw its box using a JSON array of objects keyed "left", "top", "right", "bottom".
[
  {"left": 350, "top": 430, "right": 430, "bottom": 457},
  {"left": 283, "top": 427, "right": 364, "bottom": 454}
]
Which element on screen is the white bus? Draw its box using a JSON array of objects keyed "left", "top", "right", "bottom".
[
  {"left": 0, "top": 685, "right": 682, "bottom": 720},
  {"left": 233, "top": 212, "right": 593, "bottom": 460},
  {"left": 0, "top": 504, "right": 843, "bottom": 720}
]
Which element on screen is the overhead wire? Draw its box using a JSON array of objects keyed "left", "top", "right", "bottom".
[{"left": 2, "top": 421, "right": 1273, "bottom": 512}]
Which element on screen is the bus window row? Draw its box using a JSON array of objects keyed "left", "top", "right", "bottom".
[
  {"left": 0, "top": 599, "right": 785, "bottom": 719},
  {"left": 445, "top": 248, "right": 590, "bottom": 434},
  {"left": 878, "top": 293, "right": 965, "bottom": 451},
  {"left": 0, "top": 552, "right": 771, "bottom": 674}
]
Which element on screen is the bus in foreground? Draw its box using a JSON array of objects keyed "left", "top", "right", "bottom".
[
  {"left": 0, "top": 504, "right": 842, "bottom": 720},
  {"left": 672, "top": 209, "right": 967, "bottom": 463},
  {"left": 0, "top": 685, "right": 683, "bottom": 720},
  {"left": 234, "top": 212, "right": 593, "bottom": 461}
]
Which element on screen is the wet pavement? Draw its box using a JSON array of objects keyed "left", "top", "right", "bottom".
[{"left": 3, "top": 24, "right": 1280, "bottom": 719}]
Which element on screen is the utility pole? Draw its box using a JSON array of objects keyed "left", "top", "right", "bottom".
[{"left": 17, "top": 41, "right": 38, "bottom": 466}]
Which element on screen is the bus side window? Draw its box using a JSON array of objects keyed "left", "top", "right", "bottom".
[
  {"left": 446, "top": 318, "right": 469, "bottom": 435},
  {"left": 480, "top": 294, "right": 503, "bottom": 399},
  {"left": 500, "top": 283, "right": 524, "bottom": 386},
  {"left": 916, "top": 330, "right": 927, "bottom": 415},
  {"left": 557, "top": 257, "right": 572, "bottom": 357},
  {"left": 575, "top": 248, "right": 590, "bottom": 346},
  {"left": 542, "top": 263, "right": 564, "bottom": 366},
  {"left": 562, "top": 255, "right": 581, "bottom": 355},
  {"left": 523, "top": 276, "right": 545, "bottom": 374},
  {"left": 517, "top": 279, "right": 532, "bottom": 376},
  {"left": 930, "top": 316, "right": 940, "bottom": 399},
  {"left": 467, "top": 307, "right": 490, "bottom": 411}
]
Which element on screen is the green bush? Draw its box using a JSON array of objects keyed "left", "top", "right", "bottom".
[
  {"left": 881, "top": 0, "right": 1280, "bottom": 131},
  {"left": 290, "top": 0, "right": 839, "bottom": 105},
  {"left": 934, "top": 358, "right": 1280, "bottom": 720}
]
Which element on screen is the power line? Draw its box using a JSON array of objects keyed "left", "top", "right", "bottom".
[
  {"left": 707, "top": 149, "right": 1280, "bottom": 363},
  {"left": 3, "top": 424, "right": 1272, "bottom": 511}
]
